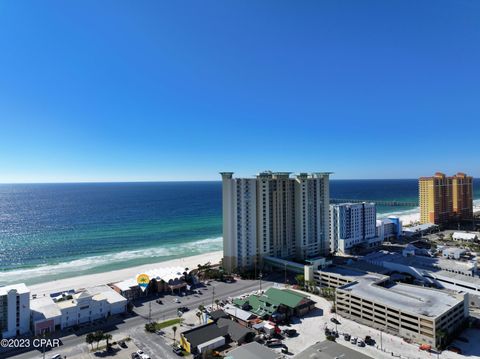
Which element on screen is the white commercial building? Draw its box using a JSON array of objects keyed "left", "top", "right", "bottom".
[
  {"left": 330, "top": 202, "right": 379, "bottom": 253},
  {"left": 111, "top": 266, "right": 187, "bottom": 301},
  {"left": 0, "top": 283, "right": 30, "bottom": 338},
  {"left": 452, "top": 232, "right": 478, "bottom": 242},
  {"left": 31, "top": 285, "right": 127, "bottom": 334},
  {"left": 364, "top": 250, "right": 480, "bottom": 307},
  {"left": 376, "top": 216, "right": 402, "bottom": 241},
  {"left": 221, "top": 171, "right": 331, "bottom": 272}
]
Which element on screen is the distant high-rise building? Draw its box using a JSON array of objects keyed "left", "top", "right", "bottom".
[
  {"left": 419, "top": 172, "right": 473, "bottom": 225},
  {"left": 330, "top": 202, "right": 379, "bottom": 253},
  {"left": 220, "top": 171, "right": 331, "bottom": 273},
  {"left": 452, "top": 173, "right": 473, "bottom": 220}
]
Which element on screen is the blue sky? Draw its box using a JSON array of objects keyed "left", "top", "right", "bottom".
[{"left": 0, "top": 1, "right": 479, "bottom": 182}]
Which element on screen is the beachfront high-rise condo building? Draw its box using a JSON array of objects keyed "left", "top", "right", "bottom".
[
  {"left": 220, "top": 171, "right": 331, "bottom": 273},
  {"left": 419, "top": 172, "right": 473, "bottom": 225},
  {"left": 330, "top": 202, "right": 379, "bottom": 253},
  {"left": 0, "top": 283, "right": 30, "bottom": 338},
  {"left": 452, "top": 172, "right": 474, "bottom": 220}
]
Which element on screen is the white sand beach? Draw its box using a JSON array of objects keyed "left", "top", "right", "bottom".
[
  {"left": 392, "top": 199, "right": 480, "bottom": 226},
  {"left": 28, "top": 250, "right": 223, "bottom": 297}
]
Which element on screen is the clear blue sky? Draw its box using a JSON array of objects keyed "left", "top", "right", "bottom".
[{"left": 0, "top": 1, "right": 479, "bottom": 182}]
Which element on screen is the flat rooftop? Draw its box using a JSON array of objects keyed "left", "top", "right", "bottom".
[
  {"left": 226, "top": 342, "right": 279, "bottom": 359},
  {"left": 0, "top": 283, "right": 29, "bottom": 296},
  {"left": 364, "top": 251, "right": 475, "bottom": 273},
  {"left": 31, "top": 296, "right": 61, "bottom": 321},
  {"left": 320, "top": 265, "right": 387, "bottom": 281},
  {"left": 295, "top": 340, "right": 374, "bottom": 359},
  {"left": 404, "top": 223, "right": 438, "bottom": 232},
  {"left": 339, "top": 275, "right": 463, "bottom": 318}
]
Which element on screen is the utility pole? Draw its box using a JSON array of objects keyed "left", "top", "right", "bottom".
[
  {"left": 284, "top": 263, "right": 287, "bottom": 286},
  {"left": 259, "top": 272, "right": 263, "bottom": 292},
  {"left": 211, "top": 287, "right": 215, "bottom": 310},
  {"left": 148, "top": 301, "right": 152, "bottom": 323},
  {"left": 380, "top": 329, "right": 383, "bottom": 351},
  {"left": 42, "top": 332, "right": 46, "bottom": 359}
]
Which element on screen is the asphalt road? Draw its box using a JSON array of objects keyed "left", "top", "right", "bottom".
[{"left": 6, "top": 276, "right": 280, "bottom": 359}]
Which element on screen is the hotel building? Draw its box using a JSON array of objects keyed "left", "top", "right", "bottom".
[
  {"left": 220, "top": 171, "right": 331, "bottom": 272},
  {"left": 452, "top": 173, "right": 474, "bottom": 220},
  {"left": 0, "top": 283, "right": 30, "bottom": 338},
  {"left": 419, "top": 172, "right": 473, "bottom": 225},
  {"left": 330, "top": 203, "right": 379, "bottom": 253}
]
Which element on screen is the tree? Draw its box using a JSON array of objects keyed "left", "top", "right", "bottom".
[
  {"left": 85, "top": 333, "right": 95, "bottom": 350},
  {"left": 295, "top": 274, "right": 305, "bottom": 287},
  {"left": 196, "top": 311, "right": 202, "bottom": 324},
  {"left": 104, "top": 333, "right": 112, "bottom": 348},
  {"left": 172, "top": 326, "right": 178, "bottom": 346},
  {"left": 436, "top": 329, "right": 447, "bottom": 349},
  {"left": 94, "top": 330, "right": 104, "bottom": 349},
  {"left": 215, "top": 299, "right": 220, "bottom": 310}
]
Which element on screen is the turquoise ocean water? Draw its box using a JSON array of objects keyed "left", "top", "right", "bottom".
[{"left": 0, "top": 180, "right": 478, "bottom": 286}]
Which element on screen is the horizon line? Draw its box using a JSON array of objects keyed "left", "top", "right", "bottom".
[{"left": 2, "top": 177, "right": 478, "bottom": 185}]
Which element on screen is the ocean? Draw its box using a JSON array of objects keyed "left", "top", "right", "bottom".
[{"left": 1, "top": 179, "right": 479, "bottom": 286}]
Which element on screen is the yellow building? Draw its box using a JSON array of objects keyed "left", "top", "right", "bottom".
[{"left": 419, "top": 172, "right": 473, "bottom": 225}]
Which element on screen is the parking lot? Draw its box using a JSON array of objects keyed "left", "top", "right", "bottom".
[{"left": 258, "top": 288, "right": 479, "bottom": 359}]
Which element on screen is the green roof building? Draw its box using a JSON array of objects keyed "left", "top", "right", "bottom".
[{"left": 233, "top": 288, "right": 315, "bottom": 319}]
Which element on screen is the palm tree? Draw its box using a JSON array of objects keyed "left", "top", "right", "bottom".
[
  {"left": 94, "top": 330, "right": 104, "bottom": 349},
  {"left": 172, "top": 326, "right": 178, "bottom": 346},
  {"left": 196, "top": 311, "right": 202, "bottom": 324},
  {"left": 215, "top": 299, "right": 220, "bottom": 310},
  {"left": 85, "top": 333, "right": 95, "bottom": 350},
  {"left": 198, "top": 304, "right": 205, "bottom": 312},
  {"left": 295, "top": 274, "right": 305, "bottom": 287},
  {"left": 436, "top": 329, "right": 447, "bottom": 349},
  {"left": 104, "top": 333, "right": 112, "bottom": 348}
]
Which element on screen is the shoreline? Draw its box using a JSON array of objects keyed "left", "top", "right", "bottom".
[
  {"left": 27, "top": 250, "right": 223, "bottom": 297},
  {"left": 12, "top": 200, "right": 480, "bottom": 295},
  {"left": 381, "top": 199, "right": 480, "bottom": 226}
]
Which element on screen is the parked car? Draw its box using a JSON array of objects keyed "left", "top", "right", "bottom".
[
  {"left": 330, "top": 318, "right": 340, "bottom": 324},
  {"left": 156, "top": 299, "right": 163, "bottom": 304},
  {"left": 174, "top": 298, "right": 180, "bottom": 303},
  {"left": 283, "top": 329, "right": 297, "bottom": 337},
  {"left": 357, "top": 340, "right": 365, "bottom": 347},
  {"left": 131, "top": 354, "right": 140, "bottom": 359},
  {"left": 178, "top": 306, "right": 189, "bottom": 312},
  {"left": 266, "top": 339, "right": 282, "bottom": 347},
  {"left": 119, "top": 341, "right": 128, "bottom": 348},
  {"left": 51, "top": 355, "right": 62, "bottom": 359},
  {"left": 364, "top": 335, "right": 375, "bottom": 345},
  {"left": 343, "top": 333, "right": 351, "bottom": 341},
  {"left": 350, "top": 337, "right": 357, "bottom": 344}
]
